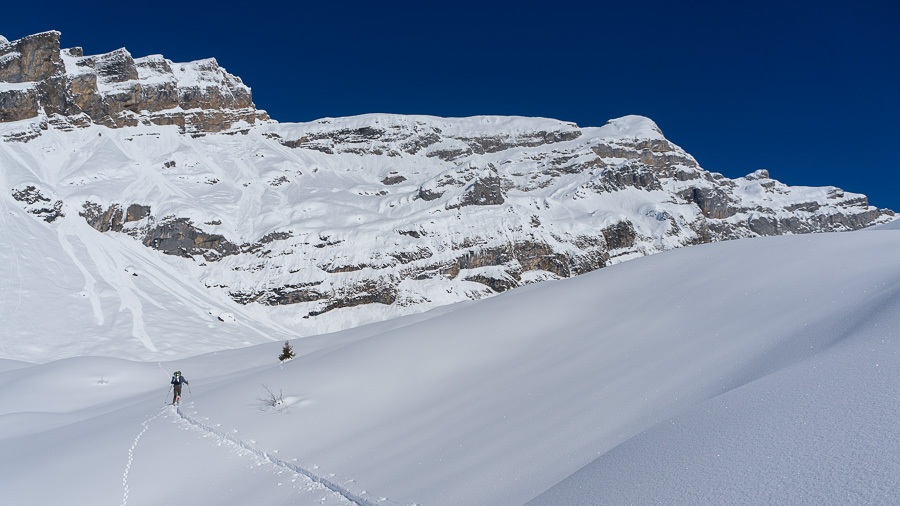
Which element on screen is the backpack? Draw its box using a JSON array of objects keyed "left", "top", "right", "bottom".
[{"left": 172, "top": 372, "right": 182, "bottom": 385}]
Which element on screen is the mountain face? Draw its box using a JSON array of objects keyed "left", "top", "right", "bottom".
[
  {"left": 1, "top": 31, "right": 894, "bottom": 352},
  {"left": 0, "top": 31, "right": 267, "bottom": 138}
]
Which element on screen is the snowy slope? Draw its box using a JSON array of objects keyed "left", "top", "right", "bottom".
[
  {"left": 527, "top": 301, "right": 900, "bottom": 505},
  {"left": 2, "top": 229, "right": 899, "bottom": 505},
  {"left": 873, "top": 216, "right": 900, "bottom": 230},
  {"left": 0, "top": 188, "right": 294, "bottom": 360}
]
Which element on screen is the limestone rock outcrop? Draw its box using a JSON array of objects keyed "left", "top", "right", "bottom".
[
  {"left": 11, "top": 185, "right": 64, "bottom": 222},
  {"left": 0, "top": 31, "right": 268, "bottom": 134}
]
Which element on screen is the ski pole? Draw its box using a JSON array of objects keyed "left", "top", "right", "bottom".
[
  {"left": 165, "top": 385, "right": 172, "bottom": 404},
  {"left": 188, "top": 383, "right": 193, "bottom": 401}
]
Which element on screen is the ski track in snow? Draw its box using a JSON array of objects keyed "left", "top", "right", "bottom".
[
  {"left": 172, "top": 405, "right": 403, "bottom": 506},
  {"left": 121, "top": 408, "right": 167, "bottom": 506}
]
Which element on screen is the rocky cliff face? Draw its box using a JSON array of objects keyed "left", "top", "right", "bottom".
[
  {"left": 2, "top": 31, "right": 894, "bottom": 335},
  {"left": 0, "top": 31, "right": 268, "bottom": 136}
]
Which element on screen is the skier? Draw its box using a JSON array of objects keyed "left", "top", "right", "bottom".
[{"left": 171, "top": 371, "right": 189, "bottom": 405}]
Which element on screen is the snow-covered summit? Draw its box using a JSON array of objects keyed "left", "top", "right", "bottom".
[
  {"left": 285, "top": 112, "right": 582, "bottom": 137},
  {"left": 595, "top": 114, "right": 665, "bottom": 139}
]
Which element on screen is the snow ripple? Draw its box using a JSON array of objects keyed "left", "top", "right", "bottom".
[{"left": 173, "top": 406, "right": 404, "bottom": 506}]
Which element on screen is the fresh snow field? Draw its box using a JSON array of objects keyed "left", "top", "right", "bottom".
[{"left": 2, "top": 227, "right": 899, "bottom": 505}]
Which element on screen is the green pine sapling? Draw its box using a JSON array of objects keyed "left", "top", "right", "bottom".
[{"left": 278, "top": 340, "right": 295, "bottom": 362}]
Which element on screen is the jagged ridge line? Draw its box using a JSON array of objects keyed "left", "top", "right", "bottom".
[{"left": 173, "top": 406, "right": 402, "bottom": 506}]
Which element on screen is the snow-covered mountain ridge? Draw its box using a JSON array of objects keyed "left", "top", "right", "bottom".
[{"left": 0, "top": 31, "right": 894, "bottom": 359}]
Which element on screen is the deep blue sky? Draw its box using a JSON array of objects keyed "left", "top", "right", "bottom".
[{"left": 4, "top": 0, "right": 898, "bottom": 210}]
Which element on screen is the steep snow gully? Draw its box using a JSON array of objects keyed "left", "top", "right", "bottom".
[{"left": 146, "top": 404, "right": 401, "bottom": 506}]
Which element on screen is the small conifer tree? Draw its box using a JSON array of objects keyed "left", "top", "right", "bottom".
[{"left": 278, "top": 340, "right": 295, "bottom": 362}]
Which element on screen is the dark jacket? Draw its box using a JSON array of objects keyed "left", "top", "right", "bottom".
[{"left": 171, "top": 375, "right": 188, "bottom": 386}]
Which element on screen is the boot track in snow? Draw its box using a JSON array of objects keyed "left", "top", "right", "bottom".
[
  {"left": 121, "top": 408, "right": 167, "bottom": 506},
  {"left": 172, "top": 405, "right": 404, "bottom": 506}
]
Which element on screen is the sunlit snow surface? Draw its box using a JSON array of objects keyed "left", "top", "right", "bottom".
[{"left": 1, "top": 229, "right": 898, "bottom": 505}]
